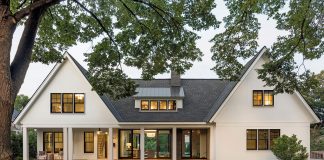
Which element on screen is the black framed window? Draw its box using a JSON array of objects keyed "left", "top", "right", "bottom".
[
  {"left": 54, "top": 132, "right": 63, "bottom": 153},
  {"left": 180, "top": 129, "right": 208, "bottom": 159},
  {"left": 84, "top": 132, "right": 94, "bottom": 153},
  {"left": 246, "top": 129, "right": 257, "bottom": 150},
  {"left": 246, "top": 129, "right": 280, "bottom": 150},
  {"left": 168, "top": 100, "right": 176, "bottom": 110},
  {"left": 258, "top": 129, "right": 268, "bottom": 150},
  {"left": 63, "top": 93, "right": 73, "bottom": 113},
  {"left": 264, "top": 90, "right": 274, "bottom": 106},
  {"left": 144, "top": 129, "right": 171, "bottom": 159},
  {"left": 119, "top": 129, "right": 141, "bottom": 159},
  {"left": 141, "top": 100, "right": 149, "bottom": 110},
  {"left": 150, "top": 100, "right": 158, "bottom": 110},
  {"left": 74, "top": 93, "right": 85, "bottom": 113},
  {"left": 44, "top": 132, "right": 53, "bottom": 153},
  {"left": 159, "top": 100, "right": 167, "bottom": 110},
  {"left": 51, "top": 93, "right": 61, "bottom": 113},
  {"left": 253, "top": 90, "right": 263, "bottom": 106}
]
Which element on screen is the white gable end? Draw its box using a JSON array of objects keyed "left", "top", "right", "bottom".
[
  {"left": 214, "top": 54, "right": 318, "bottom": 123},
  {"left": 16, "top": 55, "right": 118, "bottom": 126}
]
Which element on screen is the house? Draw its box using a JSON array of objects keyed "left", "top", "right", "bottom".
[
  {"left": 11, "top": 109, "right": 21, "bottom": 134},
  {"left": 14, "top": 47, "right": 320, "bottom": 160}
]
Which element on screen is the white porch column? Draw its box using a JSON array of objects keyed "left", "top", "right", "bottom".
[
  {"left": 63, "top": 127, "right": 68, "bottom": 160},
  {"left": 23, "top": 127, "right": 29, "bottom": 160},
  {"left": 108, "top": 128, "right": 113, "bottom": 160},
  {"left": 68, "top": 127, "right": 73, "bottom": 160},
  {"left": 209, "top": 125, "right": 216, "bottom": 160},
  {"left": 140, "top": 127, "right": 145, "bottom": 160},
  {"left": 172, "top": 127, "right": 177, "bottom": 160}
]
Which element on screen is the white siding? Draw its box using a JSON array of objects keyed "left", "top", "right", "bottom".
[
  {"left": 19, "top": 58, "right": 118, "bottom": 126},
  {"left": 213, "top": 55, "right": 314, "bottom": 160}
]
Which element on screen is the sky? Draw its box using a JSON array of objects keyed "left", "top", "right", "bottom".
[{"left": 11, "top": 0, "right": 324, "bottom": 97}]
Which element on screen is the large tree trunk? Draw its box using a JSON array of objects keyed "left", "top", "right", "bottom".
[{"left": 0, "top": 5, "right": 17, "bottom": 160}]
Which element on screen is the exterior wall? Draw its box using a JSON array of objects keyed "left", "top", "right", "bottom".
[
  {"left": 20, "top": 58, "right": 118, "bottom": 126},
  {"left": 213, "top": 56, "right": 314, "bottom": 160}
]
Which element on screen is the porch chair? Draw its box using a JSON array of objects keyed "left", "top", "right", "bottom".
[
  {"left": 37, "top": 151, "right": 47, "bottom": 160},
  {"left": 47, "top": 153, "right": 54, "bottom": 160}
]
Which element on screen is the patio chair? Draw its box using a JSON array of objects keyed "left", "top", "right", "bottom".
[
  {"left": 47, "top": 153, "right": 54, "bottom": 160},
  {"left": 58, "top": 151, "right": 63, "bottom": 159},
  {"left": 37, "top": 151, "right": 47, "bottom": 160}
]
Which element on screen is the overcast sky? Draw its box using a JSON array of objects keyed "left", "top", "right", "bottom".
[{"left": 11, "top": 0, "right": 324, "bottom": 97}]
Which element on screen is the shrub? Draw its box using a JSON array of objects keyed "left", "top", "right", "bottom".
[{"left": 271, "top": 134, "right": 308, "bottom": 160}]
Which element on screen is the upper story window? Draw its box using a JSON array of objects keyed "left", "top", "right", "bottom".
[
  {"left": 253, "top": 90, "right": 274, "bottom": 106},
  {"left": 141, "top": 100, "right": 176, "bottom": 111},
  {"left": 51, "top": 93, "right": 85, "bottom": 113}
]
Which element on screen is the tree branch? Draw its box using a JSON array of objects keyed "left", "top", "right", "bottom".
[
  {"left": 10, "top": 3, "right": 47, "bottom": 96},
  {"left": 14, "top": 0, "right": 62, "bottom": 21}
]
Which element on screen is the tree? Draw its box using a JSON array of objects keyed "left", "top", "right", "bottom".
[
  {"left": 0, "top": 0, "right": 217, "bottom": 158},
  {"left": 14, "top": 94, "right": 29, "bottom": 111},
  {"left": 271, "top": 134, "right": 308, "bottom": 160}
]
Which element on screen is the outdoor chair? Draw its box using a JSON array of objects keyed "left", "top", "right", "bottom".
[{"left": 37, "top": 151, "right": 47, "bottom": 160}]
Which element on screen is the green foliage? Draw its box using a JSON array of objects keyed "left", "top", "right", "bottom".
[
  {"left": 271, "top": 134, "right": 308, "bottom": 160},
  {"left": 11, "top": 130, "right": 37, "bottom": 159},
  {"left": 211, "top": 0, "right": 323, "bottom": 93},
  {"left": 310, "top": 126, "right": 324, "bottom": 151},
  {"left": 14, "top": 94, "right": 29, "bottom": 111}
]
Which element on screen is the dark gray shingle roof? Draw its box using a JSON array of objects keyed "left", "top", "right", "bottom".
[
  {"left": 12, "top": 109, "right": 20, "bottom": 122},
  {"left": 68, "top": 47, "right": 266, "bottom": 122}
]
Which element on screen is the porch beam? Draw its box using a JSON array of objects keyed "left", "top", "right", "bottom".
[
  {"left": 23, "top": 127, "right": 29, "bottom": 160},
  {"left": 63, "top": 127, "right": 68, "bottom": 160},
  {"left": 108, "top": 128, "right": 113, "bottom": 160},
  {"left": 68, "top": 127, "right": 73, "bottom": 160},
  {"left": 140, "top": 127, "right": 145, "bottom": 160},
  {"left": 172, "top": 127, "right": 177, "bottom": 160}
]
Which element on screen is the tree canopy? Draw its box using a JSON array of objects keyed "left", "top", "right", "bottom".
[{"left": 13, "top": 94, "right": 29, "bottom": 111}]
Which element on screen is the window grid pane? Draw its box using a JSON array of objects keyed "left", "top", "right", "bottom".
[
  {"left": 84, "top": 132, "right": 94, "bottom": 153},
  {"left": 54, "top": 132, "right": 63, "bottom": 153},
  {"left": 141, "top": 100, "right": 149, "bottom": 110},
  {"left": 44, "top": 132, "right": 53, "bottom": 153},
  {"left": 51, "top": 94, "right": 61, "bottom": 113},
  {"left": 159, "top": 101, "right": 167, "bottom": 110},
  {"left": 246, "top": 129, "right": 257, "bottom": 150},
  {"left": 253, "top": 91, "right": 263, "bottom": 106},
  {"left": 150, "top": 100, "right": 158, "bottom": 110},
  {"left": 264, "top": 90, "right": 274, "bottom": 106},
  {"left": 63, "top": 93, "right": 73, "bottom": 113},
  {"left": 258, "top": 129, "right": 268, "bottom": 150},
  {"left": 74, "top": 94, "right": 85, "bottom": 113},
  {"left": 270, "top": 129, "right": 280, "bottom": 149},
  {"left": 168, "top": 100, "right": 176, "bottom": 110}
]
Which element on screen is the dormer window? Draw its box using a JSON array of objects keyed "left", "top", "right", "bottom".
[{"left": 140, "top": 100, "right": 177, "bottom": 111}]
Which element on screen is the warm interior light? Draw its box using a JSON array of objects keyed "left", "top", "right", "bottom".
[
  {"left": 126, "top": 143, "right": 132, "bottom": 149},
  {"left": 97, "top": 128, "right": 102, "bottom": 134},
  {"left": 146, "top": 132, "right": 156, "bottom": 138}
]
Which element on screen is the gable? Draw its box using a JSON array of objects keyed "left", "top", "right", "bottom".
[
  {"left": 15, "top": 54, "right": 118, "bottom": 125},
  {"left": 212, "top": 53, "right": 319, "bottom": 123}
]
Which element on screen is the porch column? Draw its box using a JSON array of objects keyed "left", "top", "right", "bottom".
[
  {"left": 140, "top": 127, "right": 145, "bottom": 160},
  {"left": 63, "top": 127, "right": 68, "bottom": 160},
  {"left": 68, "top": 127, "right": 73, "bottom": 160},
  {"left": 108, "top": 128, "right": 113, "bottom": 160},
  {"left": 23, "top": 127, "right": 29, "bottom": 160},
  {"left": 172, "top": 127, "right": 177, "bottom": 160},
  {"left": 209, "top": 125, "right": 216, "bottom": 160}
]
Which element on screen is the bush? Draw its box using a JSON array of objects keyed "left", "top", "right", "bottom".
[
  {"left": 271, "top": 134, "right": 308, "bottom": 160},
  {"left": 11, "top": 130, "right": 37, "bottom": 159}
]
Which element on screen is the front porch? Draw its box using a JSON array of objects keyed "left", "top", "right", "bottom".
[{"left": 22, "top": 126, "right": 213, "bottom": 160}]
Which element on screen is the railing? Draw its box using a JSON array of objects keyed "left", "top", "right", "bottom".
[{"left": 311, "top": 151, "right": 324, "bottom": 159}]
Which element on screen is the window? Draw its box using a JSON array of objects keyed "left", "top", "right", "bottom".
[
  {"left": 63, "top": 93, "right": 73, "bottom": 113},
  {"left": 50, "top": 93, "right": 85, "bottom": 113},
  {"left": 140, "top": 100, "right": 177, "bottom": 111},
  {"left": 150, "top": 100, "right": 158, "bottom": 110},
  {"left": 159, "top": 100, "right": 167, "bottom": 110},
  {"left": 168, "top": 100, "right": 176, "bottom": 110},
  {"left": 246, "top": 129, "right": 257, "bottom": 150},
  {"left": 54, "top": 132, "right": 63, "bottom": 153},
  {"left": 119, "top": 129, "right": 141, "bottom": 159},
  {"left": 246, "top": 129, "right": 280, "bottom": 150},
  {"left": 43, "top": 132, "right": 63, "bottom": 153},
  {"left": 144, "top": 130, "right": 171, "bottom": 158},
  {"left": 181, "top": 129, "right": 207, "bottom": 159},
  {"left": 264, "top": 90, "right": 274, "bottom": 106},
  {"left": 84, "top": 132, "right": 94, "bottom": 153},
  {"left": 44, "top": 132, "right": 53, "bottom": 153},
  {"left": 253, "top": 90, "right": 263, "bottom": 106},
  {"left": 74, "top": 94, "right": 85, "bottom": 113},
  {"left": 253, "top": 90, "right": 274, "bottom": 106},
  {"left": 51, "top": 94, "right": 61, "bottom": 113}
]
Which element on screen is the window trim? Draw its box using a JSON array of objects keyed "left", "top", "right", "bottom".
[
  {"left": 257, "top": 129, "right": 269, "bottom": 150},
  {"left": 84, "top": 132, "right": 94, "bottom": 153},
  {"left": 43, "top": 132, "right": 53, "bottom": 153},
  {"left": 74, "top": 93, "right": 85, "bottom": 113},
  {"left": 253, "top": 90, "right": 274, "bottom": 107},
  {"left": 140, "top": 99, "right": 177, "bottom": 111},
  {"left": 246, "top": 129, "right": 257, "bottom": 150},
  {"left": 50, "top": 93, "right": 62, "bottom": 113},
  {"left": 54, "top": 132, "right": 63, "bottom": 153},
  {"left": 180, "top": 129, "right": 208, "bottom": 159},
  {"left": 141, "top": 100, "right": 149, "bottom": 110}
]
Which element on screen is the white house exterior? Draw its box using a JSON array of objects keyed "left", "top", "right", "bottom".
[{"left": 14, "top": 47, "right": 320, "bottom": 160}]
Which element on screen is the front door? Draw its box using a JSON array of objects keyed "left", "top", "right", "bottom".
[{"left": 97, "top": 133, "right": 107, "bottom": 159}]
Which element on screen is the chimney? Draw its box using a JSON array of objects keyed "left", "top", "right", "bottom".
[{"left": 171, "top": 70, "right": 181, "bottom": 86}]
